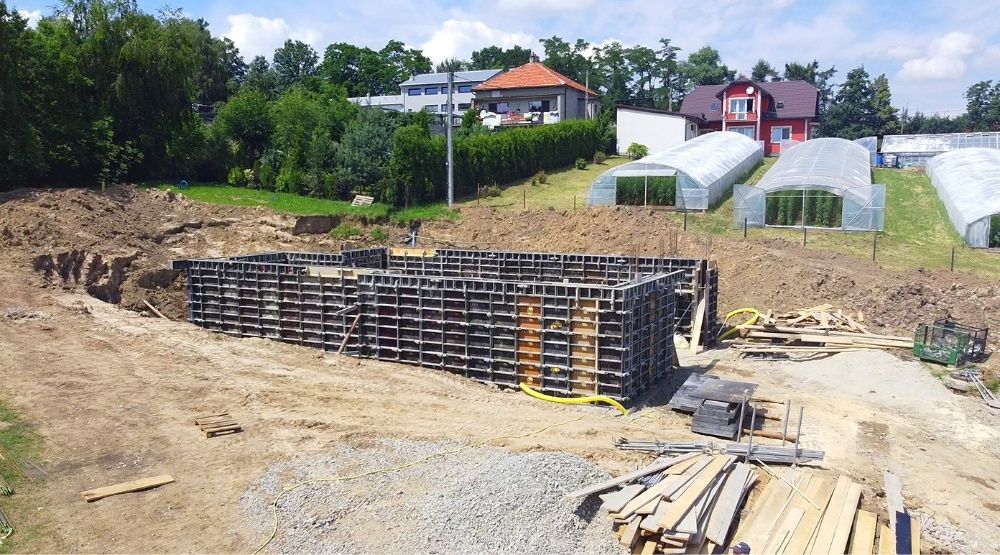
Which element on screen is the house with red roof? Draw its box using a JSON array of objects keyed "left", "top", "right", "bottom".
[
  {"left": 678, "top": 79, "right": 820, "bottom": 156},
  {"left": 472, "top": 56, "right": 600, "bottom": 126}
]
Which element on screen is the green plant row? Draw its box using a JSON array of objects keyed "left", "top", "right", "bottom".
[
  {"left": 765, "top": 190, "right": 843, "bottom": 227},
  {"left": 615, "top": 176, "right": 676, "bottom": 206},
  {"left": 991, "top": 215, "right": 1000, "bottom": 248}
]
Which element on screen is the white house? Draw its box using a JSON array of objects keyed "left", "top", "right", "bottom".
[
  {"left": 400, "top": 69, "right": 503, "bottom": 115},
  {"left": 616, "top": 105, "right": 701, "bottom": 155}
]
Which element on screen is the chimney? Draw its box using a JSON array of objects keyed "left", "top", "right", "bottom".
[{"left": 529, "top": 52, "right": 540, "bottom": 63}]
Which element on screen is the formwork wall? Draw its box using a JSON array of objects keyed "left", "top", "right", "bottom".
[{"left": 173, "top": 248, "right": 715, "bottom": 403}]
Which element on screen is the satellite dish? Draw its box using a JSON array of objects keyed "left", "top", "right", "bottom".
[{"left": 745, "top": 86, "right": 755, "bottom": 94}]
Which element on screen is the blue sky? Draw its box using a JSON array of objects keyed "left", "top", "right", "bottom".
[{"left": 14, "top": 0, "right": 999, "bottom": 114}]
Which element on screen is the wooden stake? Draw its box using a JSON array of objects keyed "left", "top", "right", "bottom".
[
  {"left": 142, "top": 300, "right": 169, "bottom": 320},
  {"left": 337, "top": 313, "right": 362, "bottom": 355}
]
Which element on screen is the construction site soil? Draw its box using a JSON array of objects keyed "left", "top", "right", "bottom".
[{"left": 1, "top": 186, "right": 999, "bottom": 552}]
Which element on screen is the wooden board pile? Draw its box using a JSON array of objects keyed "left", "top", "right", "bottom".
[
  {"left": 568, "top": 453, "right": 917, "bottom": 554},
  {"left": 731, "top": 304, "right": 914, "bottom": 356}
]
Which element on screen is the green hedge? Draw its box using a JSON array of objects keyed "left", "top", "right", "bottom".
[
  {"left": 615, "top": 176, "right": 676, "bottom": 206},
  {"left": 386, "top": 120, "right": 602, "bottom": 205},
  {"left": 990, "top": 215, "right": 1000, "bottom": 248},
  {"left": 765, "top": 191, "right": 843, "bottom": 227}
]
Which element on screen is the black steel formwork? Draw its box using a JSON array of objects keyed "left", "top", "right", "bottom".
[{"left": 172, "top": 247, "right": 713, "bottom": 403}]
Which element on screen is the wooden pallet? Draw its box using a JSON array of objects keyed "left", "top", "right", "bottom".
[{"left": 194, "top": 412, "right": 242, "bottom": 438}]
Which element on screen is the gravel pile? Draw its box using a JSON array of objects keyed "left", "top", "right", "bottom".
[{"left": 240, "top": 439, "right": 626, "bottom": 554}]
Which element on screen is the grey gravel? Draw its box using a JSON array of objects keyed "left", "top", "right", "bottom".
[{"left": 240, "top": 438, "right": 626, "bottom": 554}]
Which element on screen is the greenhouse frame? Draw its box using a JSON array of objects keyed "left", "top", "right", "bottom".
[
  {"left": 881, "top": 132, "right": 1000, "bottom": 167},
  {"left": 586, "top": 131, "right": 763, "bottom": 210},
  {"left": 926, "top": 148, "right": 1000, "bottom": 248},
  {"left": 733, "top": 138, "right": 885, "bottom": 231}
]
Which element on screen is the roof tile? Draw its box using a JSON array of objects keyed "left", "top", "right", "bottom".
[
  {"left": 679, "top": 81, "right": 819, "bottom": 121},
  {"left": 473, "top": 62, "right": 598, "bottom": 96}
]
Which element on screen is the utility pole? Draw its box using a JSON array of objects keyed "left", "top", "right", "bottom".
[{"left": 447, "top": 71, "right": 454, "bottom": 207}]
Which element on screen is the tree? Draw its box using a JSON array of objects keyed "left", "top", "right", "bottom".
[
  {"left": 470, "top": 45, "right": 531, "bottom": 70},
  {"left": 653, "top": 38, "right": 682, "bottom": 110},
  {"left": 335, "top": 108, "right": 401, "bottom": 198},
  {"left": 626, "top": 45, "right": 657, "bottom": 105},
  {"left": 0, "top": 2, "right": 46, "bottom": 187},
  {"left": 539, "top": 36, "right": 591, "bottom": 83},
  {"left": 168, "top": 17, "right": 245, "bottom": 105},
  {"left": 783, "top": 60, "right": 836, "bottom": 111},
  {"left": 243, "top": 55, "right": 277, "bottom": 97},
  {"left": 751, "top": 59, "right": 779, "bottom": 82},
  {"left": 680, "top": 46, "right": 734, "bottom": 86},
  {"left": 965, "top": 80, "right": 1000, "bottom": 131},
  {"left": 818, "top": 66, "right": 876, "bottom": 139},
  {"left": 215, "top": 88, "right": 273, "bottom": 168},
  {"left": 435, "top": 58, "right": 468, "bottom": 73},
  {"left": 379, "top": 40, "right": 431, "bottom": 86},
  {"left": 871, "top": 74, "right": 899, "bottom": 136},
  {"left": 593, "top": 41, "right": 631, "bottom": 110},
  {"left": 272, "top": 39, "right": 318, "bottom": 91}
]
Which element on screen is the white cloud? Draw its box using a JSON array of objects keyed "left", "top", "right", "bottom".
[
  {"left": 898, "top": 31, "right": 978, "bottom": 81},
  {"left": 222, "top": 13, "right": 322, "bottom": 60},
  {"left": 496, "top": 0, "right": 595, "bottom": 11},
  {"left": 419, "top": 19, "right": 535, "bottom": 63},
  {"left": 17, "top": 9, "right": 42, "bottom": 27}
]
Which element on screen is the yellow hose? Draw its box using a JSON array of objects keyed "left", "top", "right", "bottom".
[
  {"left": 519, "top": 382, "right": 628, "bottom": 416},
  {"left": 717, "top": 307, "right": 761, "bottom": 341}
]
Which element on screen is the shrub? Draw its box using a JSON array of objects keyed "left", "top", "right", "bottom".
[
  {"left": 482, "top": 184, "right": 502, "bottom": 197},
  {"left": 626, "top": 143, "right": 649, "bottom": 159},
  {"left": 535, "top": 170, "right": 548, "bottom": 184},
  {"left": 227, "top": 167, "right": 249, "bottom": 187},
  {"left": 615, "top": 176, "right": 676, "bottom": 206},
  {"left": 594, "top": 151, "right": 607, "bottom": 164},
  {"left": 370, "top": 227, "right": 389, "bottom": 242},
  {"left": 330, "top": 223, "right": 363, "bottom": 238},
  {"left": 574, "top": 158, "right": 588, "bottom": 170}
]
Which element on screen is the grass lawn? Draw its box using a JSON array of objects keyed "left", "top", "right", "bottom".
[
  {"left": 143, "top": 182, "right": 457, "bottom": 224},
  {"left": 0, "top": 398, "right": 44, "bottom": 553},
  {"left": 455, "top": 156, "right": 631, "bottom": 210},
  {"left": 670, "top": 165, "right": 1000, "bottom": 276}
]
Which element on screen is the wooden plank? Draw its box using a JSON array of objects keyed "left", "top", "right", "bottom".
[
  {"left": 665, "top": 458, "right": 716, "bottom": 502},
  {"left": 622, "top": 475, "right": 689, "bottom": 520},
  {"left": 566, "top": 453, "right": 701, "bottom": 499},
  {"left": 850, "top": 510, "right": 878, "bottom": 555},
  {"left": 883, "top": 472, "right": 904, "bottom": 533},
  {"left": 640, "top": 539, "right": 658, "bottom": 555},
  {"left": 601, "top": 484, "right": 647, "bottom": 513},
  {"left": 81, "top": 474, "right": 174, "bottom": 502},
  {"left": 689, "top": 297, "right": 707, "bottom": 355},
  {"left": 657, "top": 456, "right": 734, "bottom": 531},
  {"left": 704, "top": 463, "right": 752, "bottom": 545},
  {"left": 829, "top": 483, "right": 863, "bottom": 555},
  {"left": 764, "top": 507, "right": 805, "bottom": 554},
  {"left": 731, "top": 473, "right": 786, "bottom": 548},
  {"left": 809, "top": 475, "right": 852, "bottom": 554},
  {"left": 784, "top": 475, "right": 838, "bottom": 555},
  {"left": 621, "top": 515, "right": 643, "bottom": 549},
  {"left": 910, "top": 516, "right": 921, "bottom": 555},
  {"left": 877, "top": 523, "right": 894, "bottom": 555}
]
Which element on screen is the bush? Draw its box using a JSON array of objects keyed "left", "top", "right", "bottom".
[
  {"left": 535, "top": 170, "right": 548, "bottom": 184},
  {"left": 615, "top": 176, "right": 676, "bottom": 206},
  {"left": 482, "top": 184, "right": 502, "bottom": 197},
  {"left": 574, "top": 158, "right": 588, "bottom": 170},
  {"left": 370, "top": 227, "right": 389, "bottom": 242},
  {"left": 594, "top": 151, "right": 607, "bottom": 164},
  {"left": 330, "top": 223, "right": 363, "bottom": 238},
  {"left": 227, "top": 167, "right": 249, "bottom": 187},
  {"left": 626, "top": 143, "right": 649, "bottom": 159}
]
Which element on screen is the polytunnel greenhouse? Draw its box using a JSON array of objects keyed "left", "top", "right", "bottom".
[
  {"left": 733, "top": 138, "right": 884, "bottom": 231},
  {"left": 586, "top": 131, "right": 763, "bottom": 210},
  {"left": 926, "top": 148, "right": 1000, "bottom": 248}
]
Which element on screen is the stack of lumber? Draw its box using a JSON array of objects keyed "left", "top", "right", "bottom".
[
  {"left": 568, "top": 454, "right": 913, "bottom": 554},
  {"left": 731, "top": 304, "right": 914, "bottom": 356}
]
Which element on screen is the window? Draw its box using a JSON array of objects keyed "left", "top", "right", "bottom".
[
  {"left": 424, "top": 104, "right": 437, "bottom": 112},
  {"left": 487, "top": 102, "right": 509, "bottom": 114},
  {"left": 441, "top": 86, "right": 449, "bottom": 94},
  {"left": 458, "top": 85, "right": 472, "bottom": 93},
  {"left": 709, "top": 101, "right": 720, "bottom": 111},
  {"left": 424, "top": 86, "right": 438, "bottom": 95},
  {"left": 770, "top": 127, "right": 791, "bottom": 144},
  {"left": 440, "top": 104, "right": 449, "bottom": 112},
  {"left": 730, "top": 126, "right": 755, "bottom": 139},
  {"left": 528, "top": 99, "right": 551, "bottom": 112},
  {"left": 729, "top": 98, "right": 754, "bottom": 114},
  {"left": 776, "top": 101, "right": 784, "bottom": 109},
  {"left": 457, "top": 102, "right": 471, "bottom": 110},
  {"left": 408, "top": 88, "right": 421, "bottom": 96}
]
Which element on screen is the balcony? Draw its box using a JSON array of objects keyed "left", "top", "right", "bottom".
[{"left": 725, "top": 112, "right": 757, "bottom": 122}]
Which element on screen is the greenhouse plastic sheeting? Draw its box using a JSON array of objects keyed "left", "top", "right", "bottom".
[
  {"left": 736, "top": 138, "right": 884, "bottom": 231},
  {"left": 732, "top": 185, "right": 765, "bottom": 228},
  {"left": 926, "top": 148, "right": 1000, "bottom": 248},
  {"left": 881, "top": 132, "right": 1000, "bottom": 154},
  {"left": 853, "top": 136, "right": 877, "bottom": 165},
  {"left": 586, "top": 131, "right": 762, "bottom": 210}
]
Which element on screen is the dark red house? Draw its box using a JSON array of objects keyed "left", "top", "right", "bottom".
[{"left": 678, "top": 79, "right": 820, "bottom": 156}]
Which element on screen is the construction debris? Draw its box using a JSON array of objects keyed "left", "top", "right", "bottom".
[
  {"left": 0, "top": 505, "right": 11, "bottom": 541},
  {"left": 573, "top": 454, "right": 896, "bottom": 554},
  {"left": 729, "top": 305, "right": 914, "bottom": 357},
  {"left": 954, "top": 369, "right": 1000, "bottom": 409},
  {"left": 615, "top": 439, "right": 825, "bottom": 465},
  {"left": 913, "top": 319, "right": 988, "bottom": 366},
  {"left": 194, "top": 412, "right": 242, "bottom": 438},
  {"left": 0, "top": 474, "right": 11, "bottom": 496},
  {"left": 81, "top": 474, "right": 175, "bottom": 502},
  {"left": 0, "top": 445, "right": 28, "bottom": 482}
]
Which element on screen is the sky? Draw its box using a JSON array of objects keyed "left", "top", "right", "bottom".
[{"left": 14, "top": 0, "right": 1000, "bottom": 114}]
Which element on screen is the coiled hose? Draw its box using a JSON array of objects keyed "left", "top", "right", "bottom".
[
  {"left": 519, "top": 382, "right": 628, "bottom": 416},
  {"left": 717, "top": 307, "right": 761, "bottom": 341}
]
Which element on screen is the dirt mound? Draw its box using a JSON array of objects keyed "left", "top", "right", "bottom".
[{"left": 425, "top": 206, "right": 1000, "bottom": 348}]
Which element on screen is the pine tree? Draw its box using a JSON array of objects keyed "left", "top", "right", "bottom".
[{"left": 871, "top": 74, "right": 899, "bottom": 136}]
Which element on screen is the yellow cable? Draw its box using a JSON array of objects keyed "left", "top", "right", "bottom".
[
  {"left": 518, "top": 382, "right": 628, "bottom": 416},
  {"left": 250, "top": 413, "right": 586, "bottom": 554},
  {"left": 717, "top": 307, "right": 761, "bottom": 341}
]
